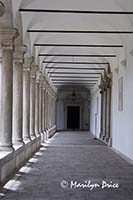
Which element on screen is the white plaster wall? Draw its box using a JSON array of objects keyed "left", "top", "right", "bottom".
[
  {"left": 89, "top": 40, "right": 133, "bottom": 161},
  {"left": 112, "top": 36, "right": 133, "bottom": 160}
]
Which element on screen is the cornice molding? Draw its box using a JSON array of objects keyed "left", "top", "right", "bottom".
[{"left": 0, "top": 29, "right": 18, "bottom": 49}]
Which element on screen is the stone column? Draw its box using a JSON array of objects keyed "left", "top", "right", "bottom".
[
  {"left": 30, "top": 65, "right": 37, "bottom": 139},
  {"left": 51, "top": 95, "right": 53, "bottom": 127},
  {"left": 54, "top": 96, "right": 57, "bottom": 126},
  {"left": 47, "top": 90, "right": 50, "bottom": 129},
  {"left": 105, "top": 76, "right": 112, "bottom": 144},
  {"left": 23, "top": 58, "right": 32, "bottom": 142},
  {"left": 44, "top": 85, "right": 47, "bottom": 140},
  {"left": 99, "top": 78, "right": 107, "bottom": 140},
  {"left": 39, "top": 78, "right": 43, "bottom": 134},
  {"left": 100, "top": 91, "right": 103, "bottom": 139},
  {"left": 41, "top": 80, "right": 46, "bottom": 141},
  {"left": 43, "top": 81, "right": 46, "bottom": 137},
  {"left": 54, "top": 97, "right": 57, "bottom": 126},
  {"left": 102, "top": 88, "right": 107, "bottom": 140},
  {"left": 30, "top": 74, "right": 36, "bottom": 139},
  {"left": 0, "top": 29, "right": 16, "bottom": 151},
  {"left": 35, "top": 77, "right": 39, "bottom": 136},
  {"left": 52, "top": 95, "right": 55, "bottom": 127},
  {"left": 105, "top": 87, "right": 110, "bottom": 141},
  {"left": 49, "top": 92, "right": 52, "bottom": 128},
  {"left": 12, "top": 46, "right": 26, "bottom": 145},
  {"left": 99, "top": 81, "right": 104, "bottom": 139},
  {"left": 45, "top": 83, "right": 48, "bottom": 130}
]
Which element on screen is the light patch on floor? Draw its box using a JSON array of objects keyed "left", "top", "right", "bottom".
[{"left": 4, "top": 178, "right": 21, "bottom": 192}]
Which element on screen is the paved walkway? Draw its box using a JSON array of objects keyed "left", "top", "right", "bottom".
[{"left": 0, "top": 131, "right": 133, "bottom": 200}]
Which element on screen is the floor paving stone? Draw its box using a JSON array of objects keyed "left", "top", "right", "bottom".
[{"left": 0, "top": 131, "right": 133, "bottom": 200}]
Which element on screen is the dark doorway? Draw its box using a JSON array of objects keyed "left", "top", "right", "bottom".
[{"left": 67, "top": 106, "right": 80, "bottom": 129}]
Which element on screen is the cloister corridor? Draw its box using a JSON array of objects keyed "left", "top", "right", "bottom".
[
  {"left": 0, "top": 131, "right": 133, "bottom": 200},
  {"left": 0, "top": 0, "right": 133, "bottom": 199}
]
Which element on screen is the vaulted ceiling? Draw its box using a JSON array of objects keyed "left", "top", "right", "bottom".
[{"left": 12, "top": 0, "right": 133, "bottom": 90}]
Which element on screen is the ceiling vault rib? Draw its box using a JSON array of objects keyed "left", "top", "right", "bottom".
[
  {"left": 43, "top": 61, "right": 109, "bottom": 65},
  {"left": 51, "top": 76, "right": 100, "bottom": 78},
  {"left": 54, "top": 83, "right": 95, "bottom": 84},
  {"left": 53, "top": 83, "right": 97, "bottom": 84},
  {"left": 54, "top": 83, "right": 96, "bottom": 86},
  {"left": 28, "top": 30, "right": 133, "bottom": 34},
  {"left": 55, "top": 82, "right": 94, "bottom": 83},
  {"left": 51, "top": 80, "right": 98, "bottom": 82},
  {"left": 19, "top": 9, "right": 133, "bottom": 15},
  {"left": 46, "top": 67, "right": 105, "bottom": 70},
  {"left": 53, "top": 79, "right": 98, "bottom": 82},
  {"left": 39, "top": 54, "right": 116, "bottom": 57},
  {"left": 35, "top": 44, "right": 123, "bottom": 48},
  {"left": 49, "top": 72, "right": 102, "bottom": 74}
]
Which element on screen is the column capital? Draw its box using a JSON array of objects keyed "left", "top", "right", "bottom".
[
  {"left": 106, "top": 73, "right": 112, "bottom": 79},
  {"left": 13, "top": 45, "right": 27, "bottom": 64},
  {"left": 35, "top": 70, "right": 41, "bottom": 83},
  {"left": 0, "top": 28, "right": 18, "bottom": 49},
  {"left": 30, "top": 64, "right": 38, "bottom": 78},
  {"left": 99, "top": 81, "right": 107, "bottom": 93},
  {"left": 23, "top": 56, "right": 34, "bottom": 71},
  {"left": 30, "top": 75, "right": 36, "bottom": 79},
  {"left": 43, "top": 79, "right": 46, "bottom": 90},
  {"left": 46, "top": 82, "right": 50, "bottom": 93},
  {"left": 105, "top": 73, "right": 112, "bottom": 89},
  {"left": 39, "top": 75, "right": 45, "bottom": 87}
]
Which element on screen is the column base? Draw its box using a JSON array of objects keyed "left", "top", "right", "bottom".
[
  {"left": 46, "top": 129, "right": 49, "bottom": 140},
  {"left": 0, "top": 145, "right": 14, "bottom": 152},
  {"left": 30, "top": 135, "right": 36, "bottom": 140},
  {"left": 35, "top": 131, "right": 40, "bottom": 137},
  {"left": 13, "top": 140, "right": 25, "bottom": 146},
  {"left": 23, "top": 137, "right": 31, "bottom": 143},
  {"left": 102, "top": 137, "right": 112, "bottom": 146},
  {"left": 43, "top": 131, "right": 47, "bottom": 142},
  {"left": 108, "top": 137, "right": 112, "bottom": 147},
  {"left": 101, "top": 135, "right": 106, "bottom": 140},
  {"left": 40, "top": 131, "right": 47, "bottom": 143},
  {"left": 99, "top": 131, "right": 102, "bottom": 138},
  {"left": 105, "top": 137, "right": 110, "bottom": 143}
]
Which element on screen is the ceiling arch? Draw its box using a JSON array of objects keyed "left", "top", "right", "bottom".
[{"left": 12, "top": 0, "right": 133, "bottom": 90}]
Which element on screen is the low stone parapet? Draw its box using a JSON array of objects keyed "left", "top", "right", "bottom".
[
  {"left": 0, "top": 136, "right": 41, "bottom": 186},
  {"left": 47, "top": 126, "right": 57, "bottom": 138}
]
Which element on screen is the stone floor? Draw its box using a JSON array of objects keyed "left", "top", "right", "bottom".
[{"left": 0, "top": 131, "right": 133, "bottom": 200}]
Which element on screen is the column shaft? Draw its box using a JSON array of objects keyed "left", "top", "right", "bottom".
[
  {"left": 100, "top": 92, "right": 104, "bottom": 139},
  {"left": 39, "top": 83, "right": 43, "bottom": 133},
  {"left": 30, "top": 77, "right": 36, "bottom": 138},
  {"left": 0, "top": 49, "right": 14, "bottom": 151},
  {"left": 12, "top": 61, "right": 23, "bottom": 144},
  {"left": 23, "top": 68, "right": 31, "bottom": 141},
  {"left": 102, "top": 90, "right": 107, "bottom": 139},
  {"left": 106, "top": 87, "right": 112, "bottom": 141},
  {"left": 47, "top": 92, "right": 50, "bottom": 129},
  {"left": 42, "top": 88, "right": 45, "bottom": 131},
  {"left": 44, "top": 90, "right": 48, "bottom": 129},
  {"left": 35, "top": 81, "right": 39, "bottom": 136}
]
